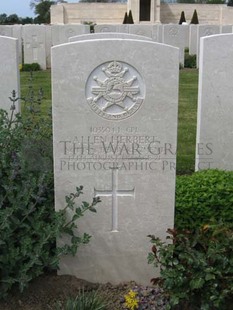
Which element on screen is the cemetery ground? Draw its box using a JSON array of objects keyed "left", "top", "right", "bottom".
[{"left": 1, "top": 68, "right": 232, "bottom": 310}]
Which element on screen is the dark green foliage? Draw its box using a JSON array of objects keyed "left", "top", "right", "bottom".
[
  {"left": 123, "top": 12, "right": 128, "bottom": 24},
  {"left": 178, "top": 11, "right": 186, "bottom": 25},
  {"left": 0, "top": 81, "right": 100, "bottom": 298},
  {"left": 128, "top": 10, "right": 134, "bottom": 24},
  {"left": 82, "top": 21, "right": 95, "bottom": 33},
  {"left": 148, "top": 225, "right": 233, "bottom": 310},
  {"left": 34, "top": 1, "right": 54, "bottom": 24},
  {"left": 175, "top": 170, "right": 233, "bottom": 230},
  {"left": 0, "top": 13, "right": 33, "bottom": 25},
  {"left": 207, "top": 0, "right": 224, "bottom": 3},
  {"left": 228, "top": 0, "right": 233, "bottom": 5},
  {"left": 21, "top": 63, "right": 41, "bottom": 72},
  {"left": 184, "top": 50, "right": 196, "bottom": 68},
  {"left": 57, "top": 289, "right": 108, "bottom": 310},
  {"left": 190, "top": 9, "right": 199, "bottom": 24}
]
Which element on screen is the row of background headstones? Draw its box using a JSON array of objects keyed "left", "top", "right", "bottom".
[
  {"left": 1, "top": 32, "right": 233, "bottom": 283},
  {"left": 1, "top": 24, "right": 233, "bottom": 69}
]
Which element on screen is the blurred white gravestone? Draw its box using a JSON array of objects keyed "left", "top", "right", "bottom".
[
  {"left": 196, "top": 34, "right": 233, "bottom": 171},
  {"left": 51, "top": 25, "right": 90, "bottom": 46},
  {"left": 0, "top": 36, "right": 20, "bottom": 114},
  {"left": 69, "top": 33, "right": 152, "bottom": 42},
  {"left": 52, "top": 38, "right": 179, "bottom": 285},
  {"left": 23, "top": 25, "right": 47, "bottom": 70}
]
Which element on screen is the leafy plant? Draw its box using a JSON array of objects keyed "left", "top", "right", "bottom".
[
  {"left": 178, "top": 11, "right": 186, "bottom": 24},
  {"left": 56, "top": 288, "right": 108, "bottom": 310},
  {"left": 190, "top": 10, "right": 199, "bottom": 24},
  {"left": 0, "top": 81, "right": 100, "bottom": 298},
  {"left": 175, "top": 170, "right": 233, "bottom": 230},
  {"left": 184, "top": 53, "right": 196, "bottom": 68},
  {"left": 148, "top": 224, "right": 233, "bottom": 310},
  {"left": 21, "top": 63, "right": 41, "bottom": 71}
]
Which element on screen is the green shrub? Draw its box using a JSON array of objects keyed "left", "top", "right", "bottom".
[
  {"left": 179, "top": 11, "right": 186, "bottom": 24},
  {"left": 190, "top": 9, "right": 199, "bottom": 24},
  {"left": 56, "top": 289, "right": 108, "bottom": 310},
  {"left": 148, "top": 224, "right": 233, "bottom": 310},
  {"left": 123, "top": 12, "right": 128, "bottom": 24},
  {"left": 175, "top": 170, "right": 233, "bottom": 230},
  {"left": 0, "top": 88, "right": 100, "bottom": 298},
  {"left": 184, "top": 53, "right": 196, "bottom": 68},
  {"left": 21, "top": 63, "right": 41, "bottom": 71},
  {"left": 128, "top": 10, "right": 134, "bottom": 24}
]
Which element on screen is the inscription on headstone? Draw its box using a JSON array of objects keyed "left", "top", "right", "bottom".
[{"left": 52, "top": 38, "right": 179, "bottom": 285}]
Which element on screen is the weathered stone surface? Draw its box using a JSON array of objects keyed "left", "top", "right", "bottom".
[
  {"left": 196, "top": 25, "right": 220, "bottom": 67},
  {"left": 52, "top": 38, "right": 179, "bottom": 285},
  {"left": 163, "top": 24, "right": 189, "bottom": 65},
  {"left": 69, "top": 33, "right": 152, "bottom": 42},
  {"left": 52, "top": 25, "right": 90, "bottom": 45},
  {"left": 23, "top": 25, "right": 47, "bottom": 70},
  {"left": 94, "top": 24, "right": 129, "bottom": 33},
  {"left": 221, "top": 25, "right": 233, "bottom": 33},
  {"left": 0, "top": 36, "right": 20, "bottom": 114},
  {"left": 196, "top": 34, "right": 233, "bottom": 171},
  {"left": 189, "top": 25, "right": 198, "bottom": 55},
  {"left": 128, "top": 25, "right": 154, "bottom": 39}
]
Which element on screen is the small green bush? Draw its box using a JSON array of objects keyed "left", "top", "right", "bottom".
[
  {"left": 21, "top": 63, "right": 41, "bottom": 71},
  {"left": 179, "top": 11, "right": 186, "bottom": 24},
  {"left": 184, "top": 53, "right": 196, "bottom": 68},
  {"left": 148, "top": 224, "right": 233, "bottom": 310},
  {"left": 175, "top": 170, "right": 233, "bottom": 230},
  {"left": 190, "top": 9, "right": 199, "bottom": 24},
  {"left": 56, "top": 289, "right": 108, "bottom": 310},
  {"left": 128, "top": 10, "right": 134, "bottom": 24},
  {"left": 123, "top": 12, "right": 128, "bottom": 24},
  {"left": 0, "top": 86, "right": 100, "bottom": 298}
]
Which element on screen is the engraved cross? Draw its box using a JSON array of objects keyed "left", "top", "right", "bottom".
[{"left": 94, "top": 168, "right": 135, "bottom": 232}]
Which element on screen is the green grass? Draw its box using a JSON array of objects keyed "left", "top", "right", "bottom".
[
  {"left": 20, "top": 68, "right": 199, "bottom": 175},
  {"left": 177, "top": 69, "right": 199, "bottom": 174}
]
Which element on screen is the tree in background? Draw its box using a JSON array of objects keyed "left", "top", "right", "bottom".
[
  {"left": 190, "top": 9, "right": 199, "bottom": 24},
  {"left": 0, "top": 13, "right": 33, "bottom": 25},
  {"left": 128, "top": 10, "right": 134, "bottom": 24},
  {"left": 123, "top": 12, "right": 128, "bottom": 24},
  {"left": 179, "top": 11, "right": 186, "bottom": 24},
  {"left": 30, "top": 0, "right": 67, "bottom": 24}
]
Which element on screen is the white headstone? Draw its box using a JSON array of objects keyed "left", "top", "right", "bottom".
[
  {"left": 94, "top": 24, "right": 129, "bottom": 33},
  {"left": 12, "top": 25, "right": 23, "bottom": 65},
  {"left": 152, "top": 24, "right": 163, "bottom": 42},
  {"left": 163, "top": 24, "right": 189, "bottom": 66},
  {"left": 45, "top": 25, "right": 52, "bottom": 69},
  {"left": 189, "top": 24, "right": 198, "bottom": 55},
  {"left": 23, "top": 25, "right": 47, "bottom": 70},
  {"left": 128, "top": 25, "right": 154, "bottom": 39},
  {"left": 52, "top": 38, "right": 179, "bottom": 285},
  {"left": 51, "top": 25, "right": 90, "bottom": 46},
  {"left": 69, "top": 33, "right": 152, "bottom": 42},
  {"left": 221, "top": 25, "right": 233, "bottom": 34},
  {"left": 0, "top": 25, "right": 13, "bottom": 37},
  {"left": 196, "top": 25, "right": 220, "bottom": 68},
  {"left": 0, "top": 36, "right": 20, "bottom": 114},
  {"left": 196, "top": 34, "right": 233, "bottom": 171}
]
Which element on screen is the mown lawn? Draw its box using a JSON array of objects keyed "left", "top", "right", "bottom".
[{"left": 20, "top": 68, "right": 199, "bottom": 175}]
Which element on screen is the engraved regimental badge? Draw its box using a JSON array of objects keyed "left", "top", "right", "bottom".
[{"left": 86, "top": 61, "right": 145, "bottom": 120}]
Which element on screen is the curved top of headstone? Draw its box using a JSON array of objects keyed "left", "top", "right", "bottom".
[
  {"left": 0, "top": 35, "right": 20, "bottom": 114},
  {"left": 68, "top": 32, "right": 152, "bottom": 43}
]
